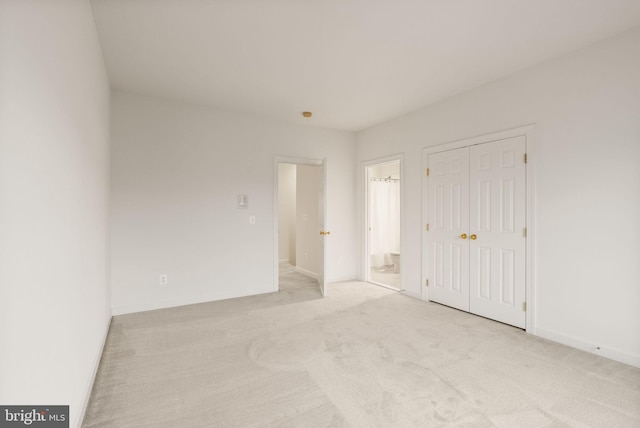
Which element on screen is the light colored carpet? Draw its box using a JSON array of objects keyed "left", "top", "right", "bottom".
[
  {"left": 84, "top": 281, "right": 640, "bottom": 427},
  {"left": 279, "top": 262, "right": 320, "bottom": 291}
]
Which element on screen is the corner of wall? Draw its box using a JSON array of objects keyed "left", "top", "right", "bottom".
[{"left": 78, "top": 314, "right": 112, "bottom": 427}]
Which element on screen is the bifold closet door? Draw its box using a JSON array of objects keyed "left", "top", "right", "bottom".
[
  {"left": 427, "top": 136, "right": 526, "bottom": 328},
  {"left": 427, "top": 147, "right": 470, "bottom": 312},
  {"left": 469, "top": 137, "right": 526, "bottom": 328}
]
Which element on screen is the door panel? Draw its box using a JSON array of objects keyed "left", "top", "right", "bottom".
[
  {"left": 427, "top": 147, "right": 470, "bottom": 311},
  {"left": 477, "top": 246, "right": 491, "bottom": 299},
  {"left": 469, "top": 137, "right": 526, "bottom": 328}
]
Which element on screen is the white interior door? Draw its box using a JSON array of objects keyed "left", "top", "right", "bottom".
[
  {"left": 427, "top": 137, "right": 526, "bottom": 328},
  {"left": 318, "top": 161, "right": 327, "bottom": 296},
  {"left": 427, "top": 147, "right": 470, "bottom": 311},
  {"left": 469, "top": 137, "right": 526, "bottom": 328}
]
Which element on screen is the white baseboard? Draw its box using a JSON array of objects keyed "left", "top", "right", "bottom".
[
  {"left": 401, "top": 289, "right": 422, "bottom": 300},
  {"left": 535, "top": 327, "right": 640, "bottom": 368},
  {"left": 111, "top": 288, "right": 274, "bottom": 316},
  {"left": 327, "top": 275, "right": 358, "bottom": 283},
  {"left": 77, "top": 313, "right": 112, "bottom": 427},
  {"left": 294, "top": 266, "right": 319, "bottom": 280}
]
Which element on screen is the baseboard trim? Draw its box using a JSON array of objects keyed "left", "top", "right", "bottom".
[
  {"left": 111, "top": 288, "right": 274, "bottom": 316},
  {"left": 535, "top": 327, "right": 640, "bottom": 368},
  {"left": 327, "top": 275, "right": 358, "bottom": 283},
  {"left": 294, "top": 266, "right": 319, "bottom": 280},
  {"left": 77, "top": 313, "right": 112, "bottom": 427},
  {"left": 401, "top": 290, "right": 422, "bottom": 300}
]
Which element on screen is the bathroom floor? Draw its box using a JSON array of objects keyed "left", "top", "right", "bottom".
[{"left": 369, "top": 266, "right": 401, "bottom": 290}]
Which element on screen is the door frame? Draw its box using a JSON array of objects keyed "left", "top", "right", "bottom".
[
  {"left": 422, "top": 125, "right": 536, "bottom": 333},
  {"left": 273, "top": 156, "right": 327, "bottom": 295},
  {"left": 362, "top": 154, "right": 405, "bottom": 291}
]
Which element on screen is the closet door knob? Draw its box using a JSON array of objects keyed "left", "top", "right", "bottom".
[
  {"left": 319, "top": 231, "right": 325, "bottom": 235},
  {"left": 470, "top": 234, "right": 477, "bottom": 240},
  {"left": 460, "top": 233, "right": 467, "bottom": 239}
]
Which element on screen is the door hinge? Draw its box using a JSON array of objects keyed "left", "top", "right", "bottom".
[
  {"left": 522, "top": 302, "right": 527, "bottom": 312},
  {"left": 426, "top": 168, "right": 430, "bottom": 176},
  {"left": 425, "top": 279, "right": 429, "bottom": 287},
  {"left": 523, "top": 153, "right": 527, "bottom": 164},
  {"left": 523, "top": 227, "right": 527, "bottom": 238},
  {"left": 425, "top": 223, "right": 429, "bottom": 231}
]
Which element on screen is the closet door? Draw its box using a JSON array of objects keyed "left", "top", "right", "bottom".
[
  {"left": 469, "top": 137, "right": 526, "bottom": 328},
  {"left": 427, "top": 147, "right": 470, "bottom": 311}
]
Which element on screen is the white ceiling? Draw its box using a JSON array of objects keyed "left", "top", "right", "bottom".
[{"left": 91, "top": 0, "right": 640, "bottom": 131}]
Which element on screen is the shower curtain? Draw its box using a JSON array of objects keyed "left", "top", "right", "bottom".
[{"left": 369, "top": 179, "right": 400, "bottom": 268}]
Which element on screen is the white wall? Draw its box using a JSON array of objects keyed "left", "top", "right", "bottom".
[
  {"left": 369, "top": 162, "right": 400, "bottom": 179},
  {"left": 0, "top": 1, "right": 111, "bottom": 426},
  {"left": 356, "top": 28, "right": 640, "bottom": 367},
  {"left": 278, "top": 164, "right": 296, "bottom": 264},
  {"left": 295, "top": 165, "right": 322, "bottom": 276},
  {"left": 110, "top": 91, "right": 356, "bottom": 314}
]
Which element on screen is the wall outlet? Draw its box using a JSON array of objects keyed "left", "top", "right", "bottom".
[{"left": 159, "top": 274, "right": 168, "bottom": 285}]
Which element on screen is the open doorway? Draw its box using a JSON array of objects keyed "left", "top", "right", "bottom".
[
  {"left": 366, "top": 159, "right": 402, "bottom": 290},
  {"left": 275, "top": 159, "right": 327, "bottom": 296}
]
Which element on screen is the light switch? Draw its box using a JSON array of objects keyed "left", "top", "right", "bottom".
[{"left": 249, "top": 216, "right": 256, "bottom": 224}]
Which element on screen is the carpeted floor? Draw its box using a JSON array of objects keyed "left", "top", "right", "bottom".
[
  {"left": 278, "top": 262, "right": 320, "bottom": 291},
  {"left": 83, "top": 281, "right": 640, "bottom": 427}
]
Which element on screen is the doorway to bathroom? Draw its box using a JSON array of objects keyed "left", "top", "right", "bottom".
[{"left": 365, "top": 158, "right": 403, "bottom": 291}]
